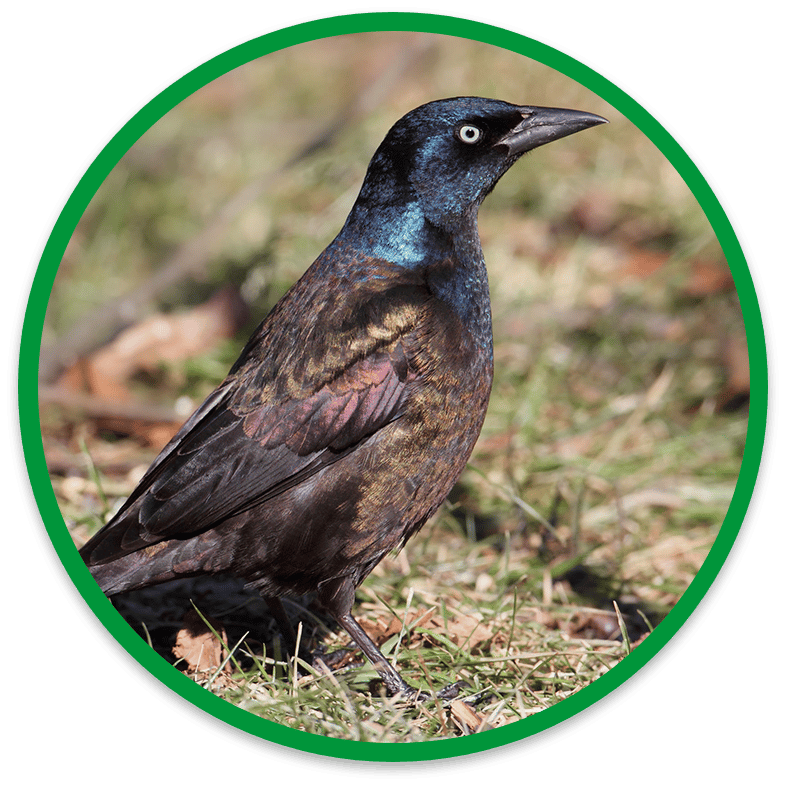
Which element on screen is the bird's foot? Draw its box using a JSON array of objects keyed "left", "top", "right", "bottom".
[
  {"left": 310, "top": 646, "right": 355, "bottom": 671},
  {"left": 372, "top": 676, "right": 470, "bottom": 703},
  {"left": 434, "top": 680, "right": 470, "bottom": 701}
]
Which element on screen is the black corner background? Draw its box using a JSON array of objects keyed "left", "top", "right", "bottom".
[{"left": 0, "top": 0, "right": 786, "bottom": 784}]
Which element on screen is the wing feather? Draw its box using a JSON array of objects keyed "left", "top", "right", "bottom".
[
  {"left": 80, "top": 262, "right": 430, "bottom": 566},
  {"left": 81, "top": 343, "right": 415, "bottom": 564}
]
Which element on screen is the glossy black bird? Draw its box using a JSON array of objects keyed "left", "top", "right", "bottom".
[{"left": 80, "top": 97, "right": 606, "bottom": 699}]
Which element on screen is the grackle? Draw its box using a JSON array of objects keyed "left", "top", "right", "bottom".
[{"left": 80, "top": 97, "right": 606, "bottom": 699}]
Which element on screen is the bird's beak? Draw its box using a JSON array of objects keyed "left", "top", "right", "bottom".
[{"left": 496, "top": 106, "right": 608, "bottom": 156}]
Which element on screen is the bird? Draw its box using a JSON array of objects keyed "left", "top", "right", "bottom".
[{"left": 80, "top": 96, "right": 607, "bottom": 700}]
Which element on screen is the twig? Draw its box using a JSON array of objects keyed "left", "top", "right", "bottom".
[
  {"left": 40, "top": 37, "right": 436, "bottom": 382},
  {"left": 39, "top": 384, "right": 182, "bottom": 422}
]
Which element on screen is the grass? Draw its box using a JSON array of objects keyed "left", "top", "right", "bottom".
[
  {"left": 98, "top": 530, "right": 634, "bottom": 740},
  {"left": 39, "top": 33, "right": 746, "bottom": 742}
]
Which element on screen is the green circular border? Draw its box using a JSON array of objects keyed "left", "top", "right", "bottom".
[{"left": 19, "top": 12, "right": 766, "bottom": 761}]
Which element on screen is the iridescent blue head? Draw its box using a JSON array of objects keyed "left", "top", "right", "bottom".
[{"left": 342, "top": 96, "right": 606, "bottom": 266}]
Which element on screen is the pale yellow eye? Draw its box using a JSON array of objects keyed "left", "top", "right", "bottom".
[{"left": 457, "top": 124, "right": 482, "bottom": 144}]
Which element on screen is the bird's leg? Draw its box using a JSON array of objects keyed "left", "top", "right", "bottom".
[
  {"left": 318, "top": 576, "right": 466, "bottom": 701},
  {"left": 262, "top": 595, "right": 300, "bottom": 655},
  {"left": 262, "top": 595, "right": 346, "bottom": 676},
  {"left": 262, "top": 594, "right": 330, "bottom": 678},
  {"left": 334, "top": 608, "right": 419, "bottom": 699},
  {"left": 317, "top": 575, "right": 418, "bottom": 698}
]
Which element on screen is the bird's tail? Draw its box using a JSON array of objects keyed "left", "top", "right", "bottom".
[{"left": 84, "top": 543, "right": 190, "bottom": 596}]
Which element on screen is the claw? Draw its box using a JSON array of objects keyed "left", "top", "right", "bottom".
[{"left": 434, "top": 680, "right": 470, "bottom": 701}]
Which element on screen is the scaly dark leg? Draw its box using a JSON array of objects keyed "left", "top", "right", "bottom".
[
  {"left": 318, "top": 575, "right": 466, "bottom": 700},
  {"left": 262, "top": 595, "right": 300, "bottom": 655},
  {"left": 334, "top": 608, "right": 419, "bottom": 698}
]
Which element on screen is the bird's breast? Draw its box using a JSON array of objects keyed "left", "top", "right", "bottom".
[{"left": 388, "top": 296, "right": 494, "bottom": 497}]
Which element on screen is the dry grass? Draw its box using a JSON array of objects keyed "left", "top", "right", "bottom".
[{"left": 40, "top": 33, "right": 746, "bottom": 742}]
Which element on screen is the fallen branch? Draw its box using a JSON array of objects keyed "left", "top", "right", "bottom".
[{"left": 39, "top": 36, "right": 435, "bottom": 382}]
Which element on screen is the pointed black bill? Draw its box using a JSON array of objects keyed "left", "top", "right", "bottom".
[{"left": 496, "top": 106, "right": 608, "bottom": 156}]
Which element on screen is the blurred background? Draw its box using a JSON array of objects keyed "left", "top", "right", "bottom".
[{"left": 37, "top": 32, "right": 747, "bottom": 735}]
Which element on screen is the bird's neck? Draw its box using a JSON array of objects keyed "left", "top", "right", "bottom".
[
  {"left": 422, "top": 228, "right": 494, "bottom": 356},
  {"left": 337, "top": 199, "right": 493, "bottom": 346},
  {"left": 340, "top": 197, "right": 442, "bottom": 268}
]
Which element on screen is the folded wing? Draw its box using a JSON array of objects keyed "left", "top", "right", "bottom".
[{"left": 80, "top": 341, "right": 414, "bottom": 565}]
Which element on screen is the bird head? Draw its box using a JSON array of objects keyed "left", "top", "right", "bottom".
[{"left": 352, "top": 97, "right": 607, "bottom": 234}]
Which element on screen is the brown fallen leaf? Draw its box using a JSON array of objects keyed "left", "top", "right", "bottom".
[
  {"left": 618, "top": 248, "right": 734, "bottom": 298},
  {"left": 54, "top": 286, "right": 248, "bottom": 447},
  {"left": 618, "top": 247, "right": 671, "bottom": 280},
  {"left": 684, "top": 259, "right": 735, "bottom": 297},
  {"left": 172, "top": 609, "right": 233, "bottom": 687},
  {"left": 58, "top": 286, "right": 248, "bottom": 400},
  {"left": 438, "top": 611, "right": 495, "bottom": 652},
  {"left": 567, "top": 610, "right": 621, "bottom": 640},
  {"left": 449, "top": 699, "right": 490, "bottom": 734},
  {"left": 358, "top": 607, "right": 495, "bottom": 654},
  {"left": 379, "top": 607, "right": 438, "bottom": 639},
  {"left": 718, "top": 331, "right": 750, "bottom": 408}
]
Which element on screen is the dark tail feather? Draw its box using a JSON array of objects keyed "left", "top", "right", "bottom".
[{"left": 85, "top": 546, "right": 185, "bottom": 596}]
